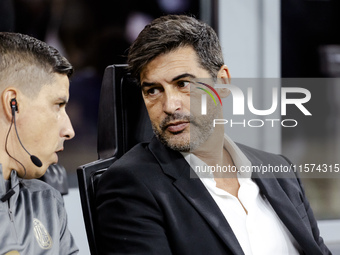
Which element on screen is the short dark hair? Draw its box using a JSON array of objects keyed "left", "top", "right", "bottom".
[
  {"left": 0, "top": 32, "right": 73, "bottom": 76},
  {"left": 128, "top": 15, "right": 224, "bottom": 81},
  {"left": 0, "top": 32, "right": 73, "bottom": 96}
]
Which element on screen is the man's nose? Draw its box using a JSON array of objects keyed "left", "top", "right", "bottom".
[
  {"left": 163, "top": 90, "right": 183, "bottom": 115},
  {"left": 61, "top": 114, "right": 75, "bottom": 140}
]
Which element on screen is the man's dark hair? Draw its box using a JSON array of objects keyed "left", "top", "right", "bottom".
[
  {"left": 0, "top": 32, "right": 73, "bottom": 96},
  {"left": 128, "top": 15, "right": 224, "bottom": 81}
]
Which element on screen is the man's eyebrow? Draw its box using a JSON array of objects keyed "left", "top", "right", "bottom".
[
  {"left": 57, "top": 97, "right": 68, "bottom": 104},
  {"left": 140, "top": 81, "right": 155, "bottom": 88},
  {"left": 140, "top": 73, "right": 196, "bottom": 88},
  {"left": 171, "top": 73, "right": 196, "bottom": 82}
]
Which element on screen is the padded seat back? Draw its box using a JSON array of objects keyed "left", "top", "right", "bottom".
[{"left": 77, "top": 64, "right": 153, "bottom": 255}]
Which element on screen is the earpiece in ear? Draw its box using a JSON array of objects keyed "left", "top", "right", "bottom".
[{"left": 10, "top": 98, "right": 18, "bottom": 113}]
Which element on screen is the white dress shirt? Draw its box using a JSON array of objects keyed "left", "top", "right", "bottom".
[{"left": 181, "top": 135, "right": 302, "bottom": 255}]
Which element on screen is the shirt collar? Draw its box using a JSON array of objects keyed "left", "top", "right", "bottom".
[{"left": 0, "top": 165, "right": 18, "bottom": 196}]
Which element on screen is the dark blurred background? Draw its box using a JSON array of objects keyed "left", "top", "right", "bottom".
[{"left": 281, "top": 0, "right": 340, "bottom": 221}]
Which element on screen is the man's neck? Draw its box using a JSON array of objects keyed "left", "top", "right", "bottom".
[
  {"left": 191, "top": 130, "right": 240, "bottom": 197},
  {"left": 193, "top": 128, "right": 237, "bottom": 174},
  {"left": 0, "top": 156, "right": 11, "bottom": 180}
]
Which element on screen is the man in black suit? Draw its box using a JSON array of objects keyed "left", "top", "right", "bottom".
[{"left": 96, "top": 15, "right": 330, "bottom": 254}]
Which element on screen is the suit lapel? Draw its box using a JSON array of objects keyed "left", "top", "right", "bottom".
[
  {"left": 149, "top": 137, "right": 245, "bottom": 255},
  {"left": 148, "top": 137, "right": 322, "bottom": 254},
  {"left": 240, "top": 145, "right": 323, "bottom": 254}
]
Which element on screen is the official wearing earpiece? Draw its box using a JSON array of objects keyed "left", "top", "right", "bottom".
[{"left": 0, "top": 32, "right": 78, "bottom": 254}]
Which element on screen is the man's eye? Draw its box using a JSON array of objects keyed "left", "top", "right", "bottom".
[
  {"left": 56, "top": 102, "right": 66, "bottom": 109},
  {"left": 178, "top": 81, "right": 191, "bottom": 88},
  {"left": 147, "top": 87, "right": 161, "bottom": 95}
]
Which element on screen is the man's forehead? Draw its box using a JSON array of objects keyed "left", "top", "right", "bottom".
[
  {"left": 140, "top": 46, "right": 201, "bottom": 82},
  {"left": 39, "top": 74, "right": 69, "bottom": 97}
]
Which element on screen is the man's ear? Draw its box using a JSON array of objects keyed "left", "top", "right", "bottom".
[
  {"left": 2, "top": 88, "right": 18, "bottom": 121},
  {"left": 217, "top": 65, "right": 231, "bottom": 82},
  {"left": 217, "top": 65, "right": 231, "bottom": 98}
]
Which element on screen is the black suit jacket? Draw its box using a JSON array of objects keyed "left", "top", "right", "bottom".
[{"left": 96, "top": 137, "right": 331, "bottom": 255}]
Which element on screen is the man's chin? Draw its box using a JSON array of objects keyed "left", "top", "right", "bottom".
[
  {"left": 155, "top": 133, "right": 190, "bottom": 152},
  {"left": 164, "top": 141, "right": 191, "bottom": 152}
]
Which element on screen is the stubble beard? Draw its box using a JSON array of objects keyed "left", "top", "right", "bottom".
[{"left": 152, "top": 111, "right": 218, "bottom": 152}]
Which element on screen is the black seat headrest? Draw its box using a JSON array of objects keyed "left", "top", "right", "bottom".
[{"left": 97, "top": 64, "right": 153, "bottom": 159}]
